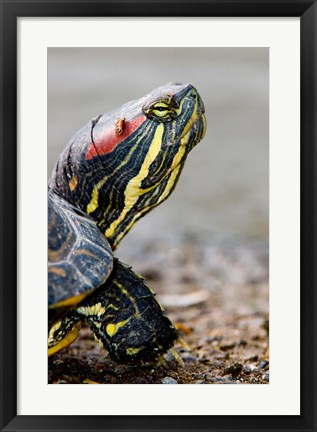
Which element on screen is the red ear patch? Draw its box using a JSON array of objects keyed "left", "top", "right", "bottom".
[{"left": 85, "top": 115, "right": 146, "bottom": 160}]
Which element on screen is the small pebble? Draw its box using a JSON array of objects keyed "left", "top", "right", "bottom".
[
  {"left": 249, "top": 364, "right": 258, "bottom": 371},
  {"left": 198, "top": 356, "right": 210, "bottom": 364},
  {"left": 161, "top": 377, "right": 178, "bottom": 384},
  {"left": 181, "top": 353, "right": 197, "bottom": 362},
  {"left": 214, "top": 354, "right": 227, "bottom": 359},
  {"left": 164, "top": 351, "right": 175, "bottom": 363},
  {"left": 220, "top": 342, "right": 236, "bottom": 351},
  {"left": 212, "top": 360, "right": 224, "bottom": 368},
  {"left": 244, "top": 365, "right": 251, "bottom": 374},
  {"left": 259, "top": 360, "right": 269, "bottom": 369},
  {"left": 262, "top": 374, "right": 269, "bottom": 381},
  {"left": 214, "top": 377, "right": 229, "bottom": 382}
]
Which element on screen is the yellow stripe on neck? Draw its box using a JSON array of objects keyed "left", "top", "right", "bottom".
[
  {"left": 113, "top": 137, "right": 186, "bottom": 246},
  {"left": 86, "top": 123, "right": 152, "bottom": 217},
  {"left": 105, "top": 123, "right": 164, "bottom": 239}
]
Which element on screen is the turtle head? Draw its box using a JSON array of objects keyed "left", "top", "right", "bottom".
[
  {"left": 142, "top": 82, "right": 206, "bottom": 150},
  {"left": 50, "top": 83, "right": 206, "bottom": 249}
]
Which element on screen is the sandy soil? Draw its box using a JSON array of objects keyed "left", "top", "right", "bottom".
[{"left": 48, "top": 237, "right": 269, "bottom": 384}]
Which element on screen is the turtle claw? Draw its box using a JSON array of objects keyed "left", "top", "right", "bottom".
[
  {"left": 158, "top": 355, "right": 169, "bottom": 368},
  {"left": 83, "top": 379, "right": 100, "bottom": 384},
  {"left": 178, "top": 337, "right": 191, "bottom": 352},
  {"left": 169, "top": 348, "right": 184, "bottom": 367}
]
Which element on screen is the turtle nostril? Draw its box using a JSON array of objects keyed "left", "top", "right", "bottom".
[{"left": 189, "top": 91, "right": 205, "bottom": 114}]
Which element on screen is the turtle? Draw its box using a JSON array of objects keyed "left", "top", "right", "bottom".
[{"left": 48, "top": 82, "right": 206, "bottom": 364}]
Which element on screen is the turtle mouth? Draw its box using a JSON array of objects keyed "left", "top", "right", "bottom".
[
  {"left": 179, "top": 112, "right": 207, "bottom": 145},
  {"left": 164, "top": 113, "right": 206, "bottom": 175}
]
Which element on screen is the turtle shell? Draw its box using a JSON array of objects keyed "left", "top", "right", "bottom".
[{"left": 48, "top": 189, "right": 113, "bottom": 311}]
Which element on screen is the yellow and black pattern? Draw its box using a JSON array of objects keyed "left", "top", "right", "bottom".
[
  {"left": 48, "top": 312, "right": 82, "bottom": 356},
  {"left": 48, "top": 259, "right": 177, "bottom": 363},
  {"left": 48, "top": 83, "right": 206, "bottom": 362}
]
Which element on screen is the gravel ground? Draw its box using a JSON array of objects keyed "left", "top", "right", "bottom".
[{"left": 48, "top": 236, "right": 269, "bottom": 384}]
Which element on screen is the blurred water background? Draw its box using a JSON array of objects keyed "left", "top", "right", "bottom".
[{"left": 48, "top": 48, "right": 269, "bottom": 254}]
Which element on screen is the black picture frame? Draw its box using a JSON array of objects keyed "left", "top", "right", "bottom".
[{"left": 1, "top": 1, "right": 316, "bottom": 431}]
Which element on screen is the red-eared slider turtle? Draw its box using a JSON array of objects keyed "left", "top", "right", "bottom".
[{"left": 48, "top": 82, "right": 206, "bottom": 364}]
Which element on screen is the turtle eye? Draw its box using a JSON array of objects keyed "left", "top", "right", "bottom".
[
  {"left": 143, "top": 101, "right": 178, "bottom": 123},
  {"left": 152, "top": 103, "right": 173, "bottom": 118}
]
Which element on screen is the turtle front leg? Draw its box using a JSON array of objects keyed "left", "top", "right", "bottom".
[{"left": 75, "top": 259, "right": 178, "bottom": 364}]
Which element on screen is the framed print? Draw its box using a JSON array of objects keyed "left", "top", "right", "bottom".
[{"left": 0, "top": 1, "right": 316, "bottom": 431}]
